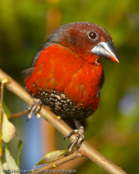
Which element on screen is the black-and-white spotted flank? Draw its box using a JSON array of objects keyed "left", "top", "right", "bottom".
[{"left": 35, "top": 89, "right": 93, "bottom": 120}]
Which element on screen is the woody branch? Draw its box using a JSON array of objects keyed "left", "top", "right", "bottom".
[{"left": 0, "top": 69, "right": 126, "bottom": 174}]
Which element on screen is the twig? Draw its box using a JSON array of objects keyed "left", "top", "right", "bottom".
[
  {"left": 9, "top": 110, "right": 29, "bottom": 119},
  {"left": 0, "top": 69, "right": 127, "bottom": 174},
  {"left": 31, "top": 150, "right": 82, "bottom": 174}
]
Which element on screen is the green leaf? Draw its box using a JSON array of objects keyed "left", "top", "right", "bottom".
[
  {"left": 3, "top": 103, "right": 11, "bottom": 116},
  {"left": 3, "top": 148, "right": 19, "bottom": 174},
  {"left": 34, "top": 149, "right": 68, "bottom": 169},
  {"left": 17, "top": 140, "right": 23, "bottom": 166},
  {"left": 2, "top": 112, "right": 16, "bottom": 143}
]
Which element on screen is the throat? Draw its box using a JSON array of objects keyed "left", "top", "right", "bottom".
[{"left": 82, "top": 53, "right": 101, "bottom": 65}]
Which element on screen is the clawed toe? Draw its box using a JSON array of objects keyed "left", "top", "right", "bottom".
[
  {"left": 27, "top": 98, "right": 42, "bottom": 121},
  {"left": 64, "top": 126, "right": 84, "bottom": 155}
]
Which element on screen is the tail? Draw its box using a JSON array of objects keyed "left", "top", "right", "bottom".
[{"left": 20, "top": 67, "right": 34, "bottom": 77}]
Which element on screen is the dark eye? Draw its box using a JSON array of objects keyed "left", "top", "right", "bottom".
[{"left": 88, "top": 31, "right": 97, "bottom": 40}]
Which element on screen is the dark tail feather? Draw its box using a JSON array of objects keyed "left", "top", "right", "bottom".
[{"left": 20, "top": 67, "right": 34, "bottom": 77}]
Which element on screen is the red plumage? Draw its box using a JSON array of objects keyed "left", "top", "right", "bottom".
[{"left": 24, "top": 22, "right": 119, "bottom": 128}]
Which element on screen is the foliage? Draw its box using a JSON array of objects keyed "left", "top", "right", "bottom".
[{"left": 33, "top": 149, "right": 68, "bottom": 169}]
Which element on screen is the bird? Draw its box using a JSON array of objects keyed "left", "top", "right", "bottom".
[{"left": 24, "top": 22, "right": 119, "bottom": 152}]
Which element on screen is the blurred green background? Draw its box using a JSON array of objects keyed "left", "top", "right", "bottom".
[{"left": 0, "top": 0, "right": 139, "bottom": 173}]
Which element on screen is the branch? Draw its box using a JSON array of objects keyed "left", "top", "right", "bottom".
[
  {"left": 0, "top": 69, "right": 127, "bottom": 174},
  {"left": 31, "top": 150, "right": 82, "bottom": 174}
]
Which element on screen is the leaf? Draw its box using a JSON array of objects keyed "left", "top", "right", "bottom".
[
  {"left": 2, "top": 112, "right": 16, "bottom": 143},
  {"left": 17, "top": 140, "right": 23, "bottom": 166},
  {"left": 34, "top": 149, "right": 68, "bottom": 169},
  {"left": 3, "top": 148, "right": 19, "bottom": 174},
  {"left": 3, "top": 103, "right": 11, "bottom": 116},
  {"left": 0, "top": 162, "right": 4, "bottom": 174}
]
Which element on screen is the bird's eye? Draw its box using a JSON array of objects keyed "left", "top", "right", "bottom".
[{"left": 88, "top": 31, "right": 97, "bottom": 40}]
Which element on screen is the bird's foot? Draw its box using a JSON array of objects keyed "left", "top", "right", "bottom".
[
  {"left": 27, "top": 98, "right": 42, "bottom": 121},
  {"left": 64, "top": 126, "right": 84, "bottom": 155}
]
